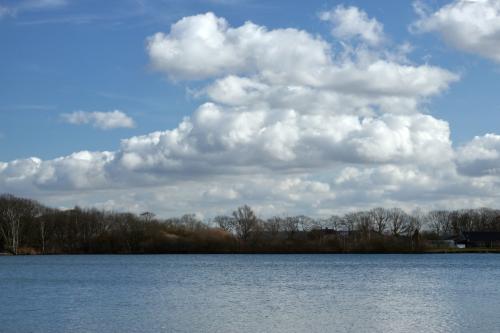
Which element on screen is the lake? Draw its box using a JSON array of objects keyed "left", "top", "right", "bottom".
[{"left": 1, "top": 254, "right": 499, "bottom": 333}]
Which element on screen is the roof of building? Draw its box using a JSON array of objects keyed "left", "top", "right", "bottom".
[{"left": 462, "top": 232, "right": 500, "bottom": 242}]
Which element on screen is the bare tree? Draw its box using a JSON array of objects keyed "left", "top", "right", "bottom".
[
  {"left": 451, "top": 209, "right": 474, "bottom": 234},
  {"left": 388, "top": 208, "right": 407, "bottom": 237},
  {"left": 295, "top": 215, "right": 314, "bottom": 232},
  {"left": 0, "top": 202, "right": 22, "bottom": 254},
  {"left": 232, "top": 205, "right": 258, "bottom": 241},
  {"left": 369, "top": 207, "right": 390, "bottom": 235},
  {"left": 311, "top": 217, "right": 328, "bottom": 230},
  {"left": 355, "top": 211, "right": 373, "bottom": 240},
  {"left": 35, "top": 208, "right": 50, "bottom": 254},
  {"left": 427, "top": 210, "right": 451, "bottom": 238},
  {"left": 0, "top": 195, "right": 38, "bottom": 255},
  {"left": 283, "top": 216, "right": 300, "bottom": 239},
  {"left": 39, "top": 217, "right": 47, "bottom": 253},
  {"left": 213, "top": 215, "right": 235, "bottom": 233},
  {"left": 180, "top": 214, "right": 204, "bottom": 231},
  {"left": 409, "top": 208, "right": 425, "bottom": 233},
  {"left": 265, "top": 216, "right": 283, "bottom": 238},
  {"left": 342, "top": 212, "right": 358, "bottom": 233},
  {"left": 140, "top": 211, "right": 156, "bottom": 223},
  {"left": 327, "top": 215, "right": 343, "bottom": 231},
  {"left": 406, "top": 209, "right": 425, "bottom": 249},
  {"left": 474, "top": 208, "right": 497, "bottom": 231}
]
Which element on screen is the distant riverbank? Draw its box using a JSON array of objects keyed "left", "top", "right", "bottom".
[
  {"left": 3, "top": 194, "right": 500, "bottom": 256},
  {"left": 5, "top": 247, "right": 500, "bottom": 255}
]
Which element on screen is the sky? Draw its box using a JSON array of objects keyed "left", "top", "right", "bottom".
[{"left": 1, "top": 0, "right": 500, "bottom": 218}]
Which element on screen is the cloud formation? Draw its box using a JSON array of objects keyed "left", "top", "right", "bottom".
[
  {"left": 61, "top": 110, "right": 135, "bottom": 130},
  {"left": 1, "top": 8, "right": 500, "bottom": 217},
  {"left": 412, "top": 0, "right": 500, "bottom": 62},
  {"left": 147, "top": 12, "right": 457, "bottom": 93},
  {"left": 457, "top": 133, "right": 500, "bottom": 176},
  {"left": 142, "top": 11, "right": 457, "bottom": 173},
  {"left": 319, "top": 5, "right": 386, "bottom": 46}
]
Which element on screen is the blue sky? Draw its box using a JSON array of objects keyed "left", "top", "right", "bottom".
[
  {"left": 2, "top": 0, "right": 498, "bottom": 160},
  {"left": 2, "top": 0, "right": 500, "bottom": 217}
]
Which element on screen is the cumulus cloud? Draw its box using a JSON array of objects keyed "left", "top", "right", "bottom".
[
  {"left": 456, "top": 133, "right": 500, "bottom": 176},
  {"left": 147, "top": 12, "right": 333, "bottom": 83},
  {"left": 319, "top": 5, "right": 386, "bottom": 46},
  {"left": 0, "top": 151, "right": 113, "bottom": 192},
  {"left": 141, "top": 11, "right": 457, "bottom": 174},
  {"left": 147, "top": 12, "right": 457, "bottom": 93},
  {"left": 61, "top": 110, "right": 135, "bottom": 130},
  {"left": 3, "top": 9, "right": 499, "bottom": 217},
  {"left": 110, "top": 103, "right": 454, "bottom": 173},
  {"left": 412, "top": 0, "right": 500, "bottom": 62}
]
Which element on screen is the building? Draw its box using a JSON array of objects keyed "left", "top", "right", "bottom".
[{"left": 459, "top": 232, "right": 500, "bottom": 248}]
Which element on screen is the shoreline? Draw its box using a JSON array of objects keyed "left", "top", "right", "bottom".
[{"left": 4, "top": 248, "right": 500, "bottom": 256}]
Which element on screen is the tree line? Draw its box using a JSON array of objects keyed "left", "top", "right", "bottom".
[{"left": 1, "top": 194, "right": 500, "bottom": 254}]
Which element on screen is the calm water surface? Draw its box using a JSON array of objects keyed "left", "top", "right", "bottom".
[{"left": 1, "top": 254, "right": 499, "bottom": 333}]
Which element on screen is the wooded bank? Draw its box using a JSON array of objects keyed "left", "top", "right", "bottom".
[{"left": 2, "top": 194, "right": 500, "bottom": 255}]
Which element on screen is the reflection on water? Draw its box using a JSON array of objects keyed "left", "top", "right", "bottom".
[{"left": 1, "top": 254, "right": 499, "bottom": 333}]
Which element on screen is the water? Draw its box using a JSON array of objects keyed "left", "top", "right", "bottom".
[{"left": 1, "top": 254, "right": 499, "bottom": 333}]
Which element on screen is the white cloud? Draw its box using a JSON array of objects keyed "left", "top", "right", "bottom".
[
  {"left": 110, "top": 104, "right": 454, "bottom": 173},
  {"left": 61, "top": 110, "right": 135, "bottom": 130},
  {"left": 412, "top": 0, "right": 500, "bottom": 62},
  {"left": 147, "top": 12, "right": 333, "bottom": 83},
  {"left": 456, "top": 133, "right": 500, "bottom": 176},
  {"left": 3, "top": 10, "right": 500, "bottom": 217},
  {"left": 49, "top": 103, "right": 445, "bottom": 194},
  {"left": 319, "top": 5, "right": 386, "bottom": 46},
  {"left": 203, "top": 186, "right": 240, "bottom": 200},
  {"left": 0, "top": 152, "right": 113, "bottom": 192},
  {"left": 147, "top": 12, "right": 457, "bottom": 93}
]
